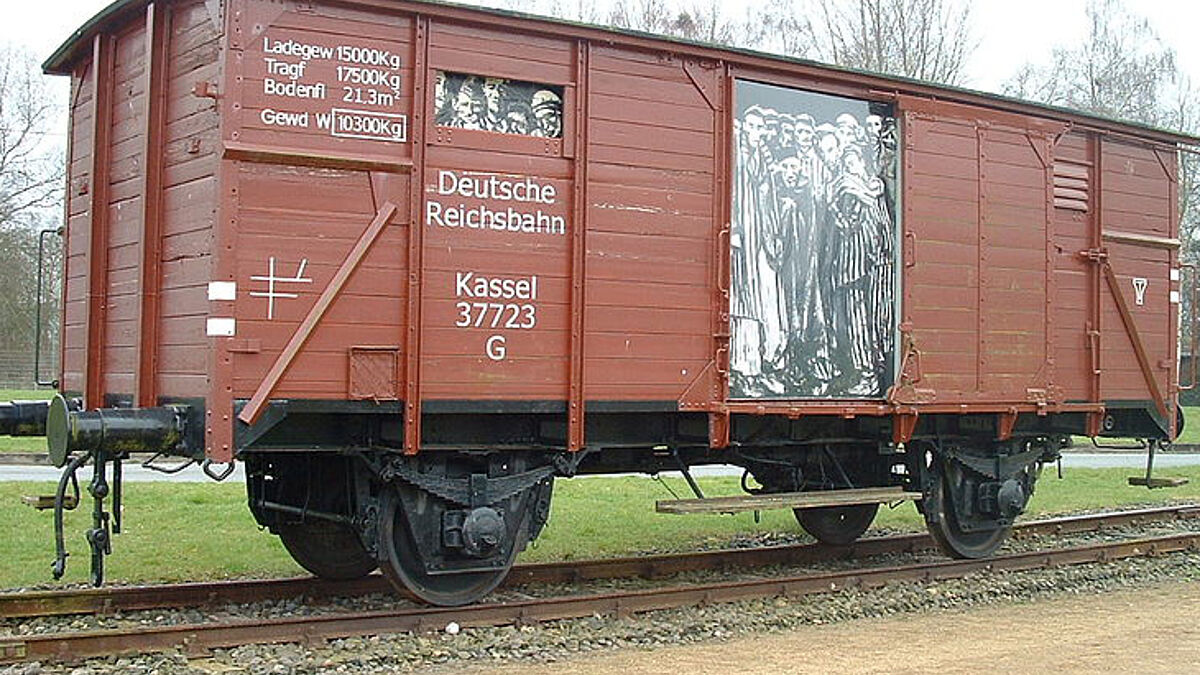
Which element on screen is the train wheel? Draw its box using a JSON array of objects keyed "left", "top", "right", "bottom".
[
  {"left": 922, "top": 457, "right": 1010, "bottom": 559},
  {"left": 378, "top": 482, "right": 516, "bottom": 606},
  {"left": 277, "top": 520, "right": 377, "bottom": 580},
  {"left": 795, "top": 503, "right": 878, "bottom": 545}
]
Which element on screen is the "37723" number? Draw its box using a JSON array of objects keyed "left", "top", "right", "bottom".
[{"left": 454, "top": 302, "right": 536, "bottom": 329}]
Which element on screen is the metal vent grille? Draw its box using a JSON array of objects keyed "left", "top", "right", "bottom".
[{"left": 1053, "top": 160, "right": 1090, "bottom": 212}]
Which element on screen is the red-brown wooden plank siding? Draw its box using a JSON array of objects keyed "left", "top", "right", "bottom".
[
  {"left": 229, "top": 164, "right": 409, "bottom": 401},
  {"left": 62, "top": 65, "right": 95, "bottom": 395},
  {"left": 49, "top": 0, "right": 1191, "bottom": 458},
  {"left": 585, "top": 45, "right": 716, "bottom": 402},
  {"left": 61, "top": 0, "right": 221, "bottom": 406},
  {"left": 83, "top": 32, "right": 116, "bottom": 409},
  {"left": 419, "top": 18, "right": 572, "bottom": 402},
  {"left": 101, "top": 21, "right": 148, "bottom": 399},
  {"left": 159, "top": 0, "right": 220, "bottom": 401},
  {"left": 903, "top": 110, "right": 980, "bottom": 395},
  {"left": 901, "top": 103, "right": 1067, "bottom": 403}
]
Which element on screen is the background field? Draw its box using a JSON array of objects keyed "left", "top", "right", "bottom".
[{"left": 2, "top": 466, "right": 1199, "bottom": 590}]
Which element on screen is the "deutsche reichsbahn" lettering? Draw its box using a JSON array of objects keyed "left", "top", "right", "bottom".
[{"left": 426, "top": 170, "right": 566, "bottom": 236}]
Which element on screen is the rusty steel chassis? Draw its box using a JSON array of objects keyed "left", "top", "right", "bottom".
[{"left": 2, "top": 504, "right": 1197, "bottom": 664}]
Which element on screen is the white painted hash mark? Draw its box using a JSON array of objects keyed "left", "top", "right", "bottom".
[{"left": 249, "top": 257, "right": 312, "bottom": 319}]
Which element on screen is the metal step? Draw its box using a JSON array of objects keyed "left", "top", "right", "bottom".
[{"left": 656, "top": 486, "right": 923, "bottom": 515}]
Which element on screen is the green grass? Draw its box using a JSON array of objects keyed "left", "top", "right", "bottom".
[
  {"left": 2, "top": 466, "right": 1199, "bottom": 590},
  {"left": 0, "top": 437, "right": 47, "bottom": 454},
  {"left": 1178, "top": 406, "right": 1200, "bottom": 445},
  {"left": 0, "top": 389, "right": 53, "bottom": 454},
  {"left": 0, "top": 389, "right": 53, "bottom": 400}
]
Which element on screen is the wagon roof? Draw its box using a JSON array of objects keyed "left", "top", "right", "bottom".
[{"left": 44, "top": 0, "right": 1200, "bottom": 146}]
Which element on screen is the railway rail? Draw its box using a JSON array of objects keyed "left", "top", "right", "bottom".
[
  {"left": 1, "top": 504, "right": 1198, "bottom": 664},
  {"left": 2, "top": 504, "right": 1196, "bottom": 621}
]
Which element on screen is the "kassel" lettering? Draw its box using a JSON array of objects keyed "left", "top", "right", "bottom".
[{"left": 455, "top": 272, "right": 538, "bottom": 300}]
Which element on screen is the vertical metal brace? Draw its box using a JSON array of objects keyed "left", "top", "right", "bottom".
[
  {"left": 84, "top": 33, "right": 116, "bottom": 410},
  {"left": 402, "top": 17, "right": 430, "bottom": 455},
  {"left": 208, "top": 1, "right": 242, "bottom": 462},
  {"left": 1165, "top": 145, "right": 1180, "bottom": 440},
  {"left": 709, "top": 64, "right": 732, "bottom": 450},
  {"left": 1038, "top": 131, "right": 1056, "bottom": 391},
  {"left": 134, "top": 1, "right": 171, "bottom": 408},
  {"left": 975, "top": 124, "right": 986, "bottom": 392},
  {"left": 1089, "top": 136, "right": 1103, "bottom": 404},
  {"left": 892, "top": 410, "right": 919, "bottom": 444},
  {"left": 567, "top": 41, "right": 590, "bottom": 452}
]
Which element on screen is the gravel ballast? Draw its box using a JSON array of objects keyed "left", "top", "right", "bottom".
[{"left": 2, "top": 519, "right": 1198, "bottom": 675}]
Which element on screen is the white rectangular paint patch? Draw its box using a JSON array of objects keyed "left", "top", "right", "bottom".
[
  {"left": 206, "top": 317, "right": 236, "bottom": 337},
  {"left": 1171, "top": 268, "right": 1181, "bottom": 282},
  {"left": 208, "top": 281, "right": 237, "bottom": 301},
  {"left": 1171, "top": 290, "right": 1181, "bottom": 304}
]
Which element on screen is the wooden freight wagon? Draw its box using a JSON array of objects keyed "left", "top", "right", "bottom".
[{"left": 24, "top": 0, "right": 1196, "bottom": 603}]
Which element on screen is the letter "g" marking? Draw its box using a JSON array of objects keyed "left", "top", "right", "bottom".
[{"left": 486, "top": 335, "right": 507, "bottom": 361}]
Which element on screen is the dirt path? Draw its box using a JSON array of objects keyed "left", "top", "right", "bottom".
[{"left": 454, "top": 581, "right": 1200, "bottom": 675}]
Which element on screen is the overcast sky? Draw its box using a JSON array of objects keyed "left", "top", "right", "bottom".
[{"left": 8, "top": 0, "right": 1200, "bottom": 135}]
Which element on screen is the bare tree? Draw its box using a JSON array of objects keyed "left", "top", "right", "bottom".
[
  {"left": 534, "top": 0, "right": 976, "bottom": 84},
  {"left": 0, "top": 46, "right": 62, "bottom": 229},
  {"left": 1003, "top": 0, "right": 1178, "bottom": 126},
  {"left": 1002, "top": 0, "right": 1199, "bottom": 255},
  {"left": 762, "top": 0, "right": 975, "bottom": 85},
  {"left": 0, "top": 44, "right": 63, "bottom": 384},
  {"left": 541, "top": 0, "right": 607, "bottom": 24},
  {"left": 600, "top": 0, "right": 757, "bottom": 46}
]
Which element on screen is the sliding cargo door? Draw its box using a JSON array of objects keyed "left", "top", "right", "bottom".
[
  {"left": 899, "top": 98, "right": 1060, "bottom": 403},
  {"left": 1096, "top": 137, "right": 1178, "bottom": 428}
]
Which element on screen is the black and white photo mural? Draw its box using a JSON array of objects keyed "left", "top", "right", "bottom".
[
  {"left": 434, "top": 71, "right": 564, "bottom": 138},
  {"left": 730, "top": 80, "right": 898, "bottom": 399}
]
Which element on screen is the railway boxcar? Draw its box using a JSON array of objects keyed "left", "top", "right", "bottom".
[{"left": 19, "top": 0, "right": 1196, "bottom": 604}]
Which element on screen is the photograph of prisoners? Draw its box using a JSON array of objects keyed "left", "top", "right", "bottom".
[
  {"left": 434, "top": 71, "right": 564, "bottom": 138},
  {"left": 731, "top": 80, "right": 899, "bottom": 399}
]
